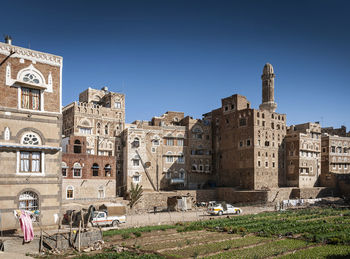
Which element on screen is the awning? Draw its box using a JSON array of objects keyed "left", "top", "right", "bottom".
[{"left": 0, "top": 144, "right": 61, "bottom": 151}]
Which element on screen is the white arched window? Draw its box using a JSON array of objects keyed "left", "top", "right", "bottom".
[
  {"left": 66, "top": 186, "right": 74, "bottom": 199},
  {"left": 18, "top": 132, "right": 43, "bottom": 174},
  {"left": 73, "top": 162, "right": 82, "bottom": 177},
  {"left": 132, "top": 137, "right": 140, "bottom": 148},
  {"left": 19, "top": 191, "right": 39, "bottom": 210}
]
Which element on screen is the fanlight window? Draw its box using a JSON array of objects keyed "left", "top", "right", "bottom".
[
  {"left": 22, "top": 133, "right": 40, "bottom": 145},
  {"left": 23, "top": 73, "right": 40, "bottom": 84}
]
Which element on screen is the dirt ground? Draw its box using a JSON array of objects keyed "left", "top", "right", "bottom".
[{"left": 110, "top": 204, "right": 275, "bottom": 229}]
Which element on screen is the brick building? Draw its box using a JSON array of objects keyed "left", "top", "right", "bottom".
[
  {"left": 207, "top": 63, "right": 287, "bottom": 190},
  {"left": 285, "top": 123, "right": 321, "bottom": 188},
  {"left": 61, "top": 87, "right": 125, "bottom": 202},
  {"left": 320, "top": 134, "right": 350, "bottom": 188},
  {"left": 123, "top": 111, "right": 214, "bottom": 192},
  {"left": 0, "top": 37, "right": 62, "bottom": 230}
]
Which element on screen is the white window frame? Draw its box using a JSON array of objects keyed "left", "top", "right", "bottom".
[{"left": 66, "top": 186, "right": 74, "bottom": 199}]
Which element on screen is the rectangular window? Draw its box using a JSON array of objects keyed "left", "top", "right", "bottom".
[
  {"left": 62, "top": 168, "right": 67, "bottom": 177},
  {"left": 114, "top": 102, "right": 121, "bottom": 109},
  {"left": 166, "top": 139, "right": 174, "bottom": 146},
  {"left": 345, "top": 164, "right": 348, "bottom": 169},
  {"left": 133, "top": 159, "right": 140, "bottom": 166},
  {"left": 79, "top": 128, "right": 92, "bottom": 134},
  {"left": 247, "top": 140, "right": 251, "bottom": 146},
  {"left": 20, "top": 151, "right": 41, "bottom": 173},
  {"left": 178, "top": 155, "right": 184, "bottom": 163},
  {"left": 265, "top": 161, "right": 268, "bottom": 168},
  {"left": 177, "top": 139, "right": 184, "bottom": 146},
  {"left": 73, "top": 168, "right": 81, "bottom": 177},
  {"left": 21, "top": 88, "right": 40, "bottom": 110},
  {"left": 166, "top": 156, "right": 173, "bottom": 163},
  {"left": 239, "top": 118, "right": 247, "bottom": 126},
  {"left": 153, "top": 139, "right": 160, "bottom": 146},
  {"left": 67, "top": 189, "right": 73, "bottom": 199}
]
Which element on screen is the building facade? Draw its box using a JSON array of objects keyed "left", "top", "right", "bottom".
[
  {"left": 320, "top": 135, "right": 350, "bottom": 187},
  {"left": 62, "top": 87, "right": 125, "bottom": 202},
  {"left": 0, "top": 38, "right": 62, "bottom": 230},
  {"left": 123, "top": 111, "right": 214, "bottom": 192},
  {"left": 285, "top": 123, "right": 321, "bottom": 188},
  {"left": 207, "top": 64, "right": 286, "bottom": 190}
]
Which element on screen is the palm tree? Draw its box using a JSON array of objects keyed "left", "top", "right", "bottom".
[{"left": 128, "top": 183, "right": 143, "bottom": 209}]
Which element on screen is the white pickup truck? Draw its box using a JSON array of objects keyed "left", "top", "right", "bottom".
[
  {"left": 207, "top": 203, "right": 242, "bottom": 216},
  {"left": 91, "top": 211, "right": 126, "bottom": 227}
]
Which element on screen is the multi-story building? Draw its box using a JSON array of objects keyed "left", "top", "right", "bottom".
[
  {"left": 285, "top": 123, "right": 321, "bottom": 188},
  {"left": 321, "top": 125, "right": 347, "bottom": 137},
  {"left": 182, "top": 116, "right": 214, "bottom": 189},
  {"left": 208, "top": 63, "right": 286, "bottom": 190},
  {"left": 61, "top": 87, "right": 125, "bottom": 202},
  {"left": 123, "top": 111, "right": 213, "bottom": 192},
  {"left": 320, "top": 134, "right": 350, "bottom": 187},
  {"left": 0, "top": 37, "right": 62, "bottom": 230}
]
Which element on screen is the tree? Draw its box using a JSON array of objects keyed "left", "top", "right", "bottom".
[{"left": 128, "top": 183, "right": 143, "bottom": 209}]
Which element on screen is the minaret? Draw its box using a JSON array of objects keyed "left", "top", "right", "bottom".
[{"left": 259, "top": 63, "right": 277, "bottom": 112}]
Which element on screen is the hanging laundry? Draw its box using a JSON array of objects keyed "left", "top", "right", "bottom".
[{"left": 19, "top": 210, "right": 34, "bottom": 242}]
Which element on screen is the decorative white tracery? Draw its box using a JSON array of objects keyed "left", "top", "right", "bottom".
[
  {"left": 17, "top": 64, "right": 45, "bottom": 86},
  {"left": 21, "top": 132, "right": 41, "bottom": 145},
  {"left": 4, "top": 127, "right": 10, "bottom": 141}
]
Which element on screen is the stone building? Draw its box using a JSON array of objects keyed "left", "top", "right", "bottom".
[
  {"left": 182, "top": 116, "right": 214, "bottom": 189},
  {"left": 123, "top": 111, "right": 214, "bottom": 192},
  {"left": 0, "top": 37, "right": 62, "bottom": 230},
  {"left": 207, "top": 63, "right": 287, "bottom": 190},
  {"left": 321, "top": 125, "right": 347, "bottom": 137},
  {"left": 320, "top": 134, "right": 350, "bottom": 187},
  {"left": 285, "top": 123, "right": 321, "bottom": 188},
  {"left": 62, "top": 87, "right": 125, "bottom": 202}
]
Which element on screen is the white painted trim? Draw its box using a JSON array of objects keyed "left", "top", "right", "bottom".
[
  {"left": 16, "top": 150, "right": 45, "bottom": 176},
  {"left": 0, "top": 42, "right": 62, "bottom": 67},
  {"left": 66, "top": 185, "right": 74, "bottom": 199},
  {"left": 59, "top": 59, "right": 63, "bottom": 113}
]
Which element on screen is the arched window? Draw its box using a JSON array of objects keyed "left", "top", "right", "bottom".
[
  {"left": 74, "top": 140, "right": 82, "bottom": 153},
  {"left": 22, "top": 132, "right": 41, "bottom": 145},
  {"left": 192, "top": 164, "right": 197, "bottom": 171},
  {"left": 66, "top": 186, "right": 74, "bottom": 199},
  {"left": 73, "top": 162, "right": 82, "bottom": 177},
  {"left": 104, "top": 164, "right": 111, "bottom": 177},
  {"left": 98, "top": 186, "right": 105, "bottom": 198},
  {"left": 92, "top": 163, "right": 99, "bottom": 176},
  {"left": 132, "top": 138, "right": 140, "bottom": 148},
  {"left": 62, "top": 162, "right": 68, "bottom": 177},
  {"left": 19, "top": 191, "right": 39, "bottom": 211},
  {"left": 97, "top": 123, "right": 101, "bottom": 134}
]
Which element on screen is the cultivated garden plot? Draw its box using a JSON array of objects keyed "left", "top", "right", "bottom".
[{"left": 57, "top": 207, "right": 350, "bottom": 258}]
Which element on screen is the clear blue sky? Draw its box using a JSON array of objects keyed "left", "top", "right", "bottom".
[{"left": 2, "top": 0, "right": 350, "bottom": 129}]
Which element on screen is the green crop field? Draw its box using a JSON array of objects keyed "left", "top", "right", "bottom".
[{"left": 75, "top": 207, "right": 350, "bottom": 259}]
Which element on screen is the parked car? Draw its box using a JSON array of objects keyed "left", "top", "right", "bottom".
[
  {"left": 91, "top": 211, "right": 126, "bottom": 227},
  {"left": 207, "top": 203, "right": 242, "bottom": 216}
]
